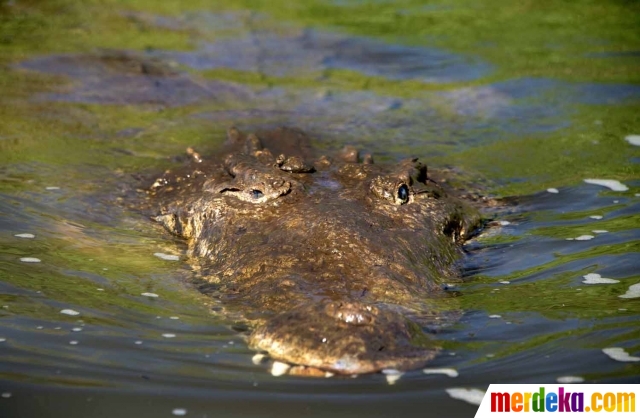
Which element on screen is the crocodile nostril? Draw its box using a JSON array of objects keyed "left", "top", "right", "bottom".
[
  {"left": 324, "top": 302, "right": 377, "bottom": 325},
  {"left": 339, "top": 312, "right": 371, "bottom": 324}
]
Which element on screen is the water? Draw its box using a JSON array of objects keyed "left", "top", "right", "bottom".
[{"left": 1, "top": 1, "right": 639, "bottom": 417}]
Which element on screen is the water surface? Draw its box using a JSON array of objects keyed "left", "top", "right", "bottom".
[{"left": 0, "top": 1, "right": 639, "bottom": 417}]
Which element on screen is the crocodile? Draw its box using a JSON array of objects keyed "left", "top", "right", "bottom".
[{"left": 148, "top": 126, "right": 485, "bottom": 375}]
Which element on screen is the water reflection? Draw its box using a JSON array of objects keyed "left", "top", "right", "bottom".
[{"left": 163, "top": 29, "right": 491, "bottom": 82}]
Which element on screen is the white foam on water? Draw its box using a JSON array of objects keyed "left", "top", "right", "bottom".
[
  {"left": 489, "top": 314, "right": 502, "bottom": 318},
  {"left": 557, "top": 376, "right": 584, "bottom": 383},
  {"left": 499, "top": 281, "right": 510, "bottom": 284},
  {"left": 423, "top": 368, "right": 459, "bottom": 378},
  {"left": 602, "top": 347, "right": 640, "bottom": 362},
  {"left": 624, "top": 134, "right": 640, "bottom": 146},
  {"left": 14, "top": 233, "right": 35, "bottom": 239},
  {"left": 60, "top": 309, "right": 80, "bottom": 316},
  {"left": 582, "top": 273, "right": 619, "bottom": 284},
  {"left": 583, "top": 179, "right": 629, "bottom": 191},
  {"left": 592, "top": 230, "right": 608, "bottom": 234},
  {"left": 172, "top": 408, "right": 187, "bottom": 416},
  {"left": 589, "top": 215, "right": 603, "bottom": 220},
  {"left": 446, "top": 388, "right": 486, "bottom": 406},
  {"left": 270, "top": 361, "right": 291, "bottom": 376},
  {"left": 20, "top": 257, "right": 41, "bottom": 263},
  {"left": 1, "top": 392, "right": 11, "bottom": 398},
  {"left": 69, "top": 341, "right": 78, "bottom": 345},
  {"left": 547, "top": 188, "right": 559, "bottom": 194},
  {"left": 252, "top": 354, "right": 267, "bottom": 365},
  {"left": 162, "top": 333, "right": 176, "bottom": 338},
  {"left": 385, "top": 374, "right": 402, "bottom": 385},
  {"left": 71, "top": 327, "right": 82, "bottom": 332},
  {"left": 574, "top": 235, "right": 594, "bottom": 241},
  {"left": 499, "top": 220, "right": 511, "bottom": 226},
  {"left": 141, "top": 292, "right": 159, "bottom": 298},
  {"left": 0, "top": 338, "right": 6, "bottom": 342},
  {"left": 382, "top": 369, "right": 403, "bottom": 385},
  {"left": 135, "top": 340, "right": 143, "bottom": 345},
  {"left": 154, "top": 253, "right": 180, "bottom": 261},
  {"left": 619, "top": 283, "right": 640, "bottom": 299},
  {"left": 170, "top": 316, "right": 179, "bottom": 320}
]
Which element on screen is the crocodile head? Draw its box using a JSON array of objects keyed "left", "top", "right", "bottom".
[{"left": 150, "top": 126, "right": 483, "bottom": 375}]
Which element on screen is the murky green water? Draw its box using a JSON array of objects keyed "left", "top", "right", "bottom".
[{"left": 1, "top": 1, "right": 639, "bottom": 417}]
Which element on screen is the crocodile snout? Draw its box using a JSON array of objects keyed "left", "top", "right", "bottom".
[{"left": 249, "top": 300, "right": 439, "bottom": 375}]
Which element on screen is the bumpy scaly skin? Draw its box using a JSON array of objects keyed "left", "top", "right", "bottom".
[
  {"left": 149, "top": 126, "right": 483, "bottom": 375},
  {"left": 250, "top": 302, "right": 440, "bottom": 374}
]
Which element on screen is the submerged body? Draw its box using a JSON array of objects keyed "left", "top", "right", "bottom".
[{"left": 149, "top": 127, "right": 484, "bottom": 375}]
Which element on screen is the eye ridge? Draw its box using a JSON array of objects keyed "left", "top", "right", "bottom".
[
  {"left": 250, "top": 189, "right": 265, "bottom": 199},
  {"left": 369, "top": 176, "right": 414, "bottom": 205}
]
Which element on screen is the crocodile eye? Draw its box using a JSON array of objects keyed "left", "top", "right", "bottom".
[
  {"left": 397, "top": 184, "right": 409, "bottom": 204},
  {"left": 250, "top": 190, "right": 264, "bottom": 199}
]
